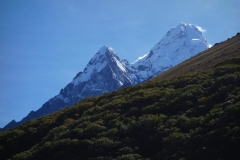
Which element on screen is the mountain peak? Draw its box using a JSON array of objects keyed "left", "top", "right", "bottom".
[
  {"left": 98, "top": 45, "right": 108, "bottom": 53},
  {"left": 72, "top": 45, "right": 128, "bottom": 86},
  {"left": 132, "top": 23, "right": 209, "bottom": 82},
  {"left": 176, "top": 22, "right": 194, "bottom": 30},
  {"left": 152, "top": 23, "right": 208, "bottom": 52},
  {"left": 178, "top": 22, "right": 187, "bottom": 26},
  {"left": 176, "top": 23, "right": 206, "bottom": 36},
  {"left": 98, "top": 45, "right": 115, "bottom": 55}
]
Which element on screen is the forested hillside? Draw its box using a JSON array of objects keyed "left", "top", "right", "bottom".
[{"left": 0, "top": 57, "right": 240, "bottom": 160}]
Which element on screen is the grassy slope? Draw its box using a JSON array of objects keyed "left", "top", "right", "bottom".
[{"left": 0, "top": 34, "right": 240, "bottom": 160}]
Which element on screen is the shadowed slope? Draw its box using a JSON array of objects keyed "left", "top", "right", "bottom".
[{"left": 0, "top": 57, "right": 240, "bottom": 160}]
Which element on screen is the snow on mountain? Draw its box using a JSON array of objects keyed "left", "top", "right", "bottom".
[
  {"left": 133, "top": 22, "right": 209, "bottom": 82},
  {"left": 1, "top": 46, "right": 133, "bottom": 131},
  {"left": 1, "top": 23, "right": 209, "bottom": 131},
  {"left": 72, "top": 46, "right": 125, "bottom": 86},
  {"left": 49, "top": 45, "right": 133, "bottom": 106}
]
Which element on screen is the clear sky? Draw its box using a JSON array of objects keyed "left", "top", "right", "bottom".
[{"left": 0, "top": 0, "right": 239, "bottom": 128}]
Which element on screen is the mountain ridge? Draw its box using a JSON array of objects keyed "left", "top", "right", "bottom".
[{"left": 0, "top": 23, "right": 209, "bottom": 131}]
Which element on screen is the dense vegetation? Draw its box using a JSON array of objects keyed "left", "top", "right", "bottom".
[{"left": 0, "top": 58, "right": 240, "bottom": 160}]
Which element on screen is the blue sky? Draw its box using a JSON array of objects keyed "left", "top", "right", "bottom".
[{"left": 0, "top": 0, "right": 239, "bottom": 128}]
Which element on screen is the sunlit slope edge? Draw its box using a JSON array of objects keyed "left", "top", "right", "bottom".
[
  {"left": 151, "top": 33, "right": 240, "bottom": 81},
  {"left": 0, "top": 57, "right": 240, "bottom": 160}
]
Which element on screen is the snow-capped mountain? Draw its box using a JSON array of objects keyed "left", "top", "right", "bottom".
[
  {"left": 71, "top": 45, "right": 133, "bottom": 94},
  {"left": 133, "top": 22, "right": 208, "bottom": 82},
  {"left": 2, "top": 46, "right": 134, "bottom": 130},
  {"left": 1, "top": 23, "right": 209, "bottom": 131}
]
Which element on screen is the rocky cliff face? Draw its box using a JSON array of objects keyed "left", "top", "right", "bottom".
[{"left": 1, "top": 23, "right": 209, "bottom": 131}]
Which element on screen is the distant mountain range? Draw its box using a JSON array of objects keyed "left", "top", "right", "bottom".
[{"left": 0, "top": 23, "right": 209, "bottom": 131}]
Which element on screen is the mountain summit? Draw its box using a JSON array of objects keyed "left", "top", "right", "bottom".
[
  {"left": 1, "top": 23, "right": 209, "bottom": 131},
  {"left": 132, "top": 23, "right": 208, "bottom": 82},
  {"left": 72, "top": 46, "right": 132, "bottom": 88}
]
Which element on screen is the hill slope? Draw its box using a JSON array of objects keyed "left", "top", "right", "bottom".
[
  {"left": 152, "top": 33, "right": 240, "bottom": 81},
  {"left": 0, "top": 58, "right": 240, "bottom": 159}
]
